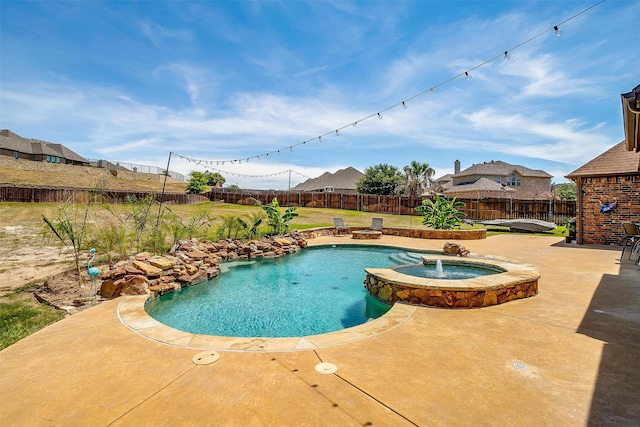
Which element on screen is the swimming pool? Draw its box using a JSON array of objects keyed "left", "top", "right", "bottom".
[{"left": 145, "top": 245, "right": 429, "bottom": 338}]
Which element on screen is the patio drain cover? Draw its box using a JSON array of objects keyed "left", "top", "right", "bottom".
[
  {"left": 512, "top": 361, "right": 527, "bottom": 370},
  {"left": 315, "top": 362, "right": 338, "bottom": 374},
  {"left": 192, "top": 351, "right": 220, "bottom": 365}
]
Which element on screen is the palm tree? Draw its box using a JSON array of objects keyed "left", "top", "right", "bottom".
[{"left": 403, "top": 160, "right": 435, "bottom": 198}]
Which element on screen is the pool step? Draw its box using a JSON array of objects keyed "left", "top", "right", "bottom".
[{"left": 389, "top": 252, "right": 424, "bottom": 264}]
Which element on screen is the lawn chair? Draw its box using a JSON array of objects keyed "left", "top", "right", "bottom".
[
  {"left": 370, "top": 217, "right": 383, "bottom": 231},
  {"left": 621, "top": 222, "right": 640, "bottom": 260},
  {"left": 333, "top": 218, "right": 350, "bottom": 235}
]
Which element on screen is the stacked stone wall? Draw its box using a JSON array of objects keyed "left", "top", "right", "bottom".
[{"left": 365, "top": 274, "right": 538, "bottom": 308}]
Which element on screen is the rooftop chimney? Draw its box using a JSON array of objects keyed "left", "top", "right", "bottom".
[{"left": 454, "top": 160, "right": 460, "bottom": 175}]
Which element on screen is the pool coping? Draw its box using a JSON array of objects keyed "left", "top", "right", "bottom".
[{"left": 117, "top": 296, "right": 416, "bottom": 352}]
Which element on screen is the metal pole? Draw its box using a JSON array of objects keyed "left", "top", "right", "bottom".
[{"left": 155, "top": 151, "right": 172, "bottom": 229}]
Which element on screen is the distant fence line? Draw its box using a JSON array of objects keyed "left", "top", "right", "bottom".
[
  {"left": 208, "top": 188, "right": 576, "bottom": 224},
  {"left": 0, "top": 185, "right": 207, "bottom": 205},
  {"left": 0, "top": 185, "right": 575, "bottom": 224},
  {"left": 86, "top": 158, "right": 187, "bottom": 182}
]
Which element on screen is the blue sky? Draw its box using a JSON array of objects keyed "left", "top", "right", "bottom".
[{"left": 1, "top": 0, "right": 638, "bottom": 189}]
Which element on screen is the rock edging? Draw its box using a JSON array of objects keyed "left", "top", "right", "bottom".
[{"left": 99, "top": 231, "right": 307, "bottom": 299}]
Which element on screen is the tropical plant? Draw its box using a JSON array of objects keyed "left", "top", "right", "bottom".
[
  {"left": 261, "top": 198, "right": 298, "bottom": 235},
  {"left": 415, "top": 195, "right": 466, "bottom": 229},
  {"left": 356, "top": 163, "right": 404, "bottom": 195},
  {"left": 42, "top": 200, "right": 90, "bottom": 283},
  {"left": 218, "top": 214, "right": 242, "bottom": 239},
  {"left": 237, "top": 210, "right": 265, "bottom": 240},
  {"left": 403, "top": 160, "right": 435, "bottom": 198}
]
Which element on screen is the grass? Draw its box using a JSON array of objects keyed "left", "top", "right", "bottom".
[
  {"left": 0, "top": 300, "right": 66, "bottom": 350},
  {"left": 0, "top": 282, "right": 66, "bottom": 350}
]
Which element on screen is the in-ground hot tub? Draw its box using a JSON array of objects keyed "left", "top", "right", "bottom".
[{"left": 364, "top": 254, "right": 539, "bottom": 308}]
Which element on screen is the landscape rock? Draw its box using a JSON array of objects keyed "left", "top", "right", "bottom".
[
  {"left": 99, "top": 232, "right": 307, "bottom": 300},
  {"left": 443, "top": 242, "right": 470, "bottom": 257}
]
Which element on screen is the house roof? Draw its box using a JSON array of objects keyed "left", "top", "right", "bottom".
[
  {"left": 566, "top": 141, "right": 640, "bottom": 178},
  {"left": 456, "top": 160, "right": 552, "bottom": 178},
  {"left": 293, "top": 167, "right": 364, "bottom": 191},
  {"left": 436, "top": 173, "right": 453, "bottom": 183},
  {"left": 444, "top": 177, "right": 517, "bottom": 194},
  {"left": 0, "top": 130, "right": 88, "bottom": 163}
]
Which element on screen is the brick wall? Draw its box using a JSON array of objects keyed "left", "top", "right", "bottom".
[
  {"left": 518, "top": 176, "right": 552, "bottom": 199},
  {"left": 579, "top": 174, "right": 640, "bottom": 245}
]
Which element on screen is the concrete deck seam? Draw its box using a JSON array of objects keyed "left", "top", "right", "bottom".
[
  {"left": 334, "top": 372, "right": 420, "bottom": 426},
  {"left": 106, "top": 364, "right": 197, "bottom": 426}
]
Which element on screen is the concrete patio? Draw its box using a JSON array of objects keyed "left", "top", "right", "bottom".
[{"left": 1, "top": 234, "right": 638, "bottom": 426}]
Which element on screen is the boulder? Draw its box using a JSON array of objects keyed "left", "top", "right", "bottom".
[
  {"left": 132, "top": 261, "right": 162, "bottom": 277},
  {"left": 120, "top": 275, "right": 150, "bottom": 296},
  {"left": 148, "top": 256, "right": 176, "bottom": 270},
  {"left": 443, "top": 242, "right": 470, "bottom": 257}
]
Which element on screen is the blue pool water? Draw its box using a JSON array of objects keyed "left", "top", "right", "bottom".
[{"left": 145, "top": 245, "right": 428, "bottom": 338}]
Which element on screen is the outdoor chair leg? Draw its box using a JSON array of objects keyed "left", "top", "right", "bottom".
[{"left": 621, "top": 236, "right": 629, "bottom": 260}]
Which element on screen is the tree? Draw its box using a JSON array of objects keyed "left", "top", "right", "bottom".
[
  {"left": 403, "top": 160, "right": 435, "bottom": 197},
  {"left": 356, "top": 163, "right": 404, "bottom": 195},
  {"left": 186, "top": 171, "right": 226, "bottom": 194},
  {"left": 553, "top": 182, "right": 576, "bottom": 201},
  {"left": 186, "top": 171, "right": 208, "bottom": 194},
  {"left": 204, "top": 171, "right": 225, "bottom": 187}
]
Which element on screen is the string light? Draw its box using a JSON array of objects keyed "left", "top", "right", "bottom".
[
  {"left": 169, "top": 1, "right": 603, "bottom": 167},
  {"left": 199, "top": 166, "right": 313, "bottom": 180}
]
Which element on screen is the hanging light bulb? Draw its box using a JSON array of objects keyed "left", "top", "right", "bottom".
[
  {"left": 554, "top": 26, "right": 562, "bottom": 37},
  {"left": 318, "top": 136, "right": 322, "bottom": 143},
  {"left": 335, "top": 129, "right": 339, "bottom": 136},
  {"left": 352, "top": 122, "right": 358, "bottom": 127},
  {"left": 504, "top": 51, "right": 510, "bottom": 60},
  {"left": 465, "top": 71, "right": 471, "bottom": 80},
  {"left": 378, "top": 112, "right": 382, "bottom": 119},
  {"left": 429, "top": 88, "right": 434, "bottom": 94},
  {"left": 402, "top": 101, "right": 407, "bottom": 109}
]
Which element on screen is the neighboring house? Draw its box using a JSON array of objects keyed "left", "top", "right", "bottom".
[
  {"left": 0, "top": 129, "right": 89, "bottom": 166},
  {"left": 293, "top": 167, "right": 364, "bottom": 194},
  {"left": 437, "top": 160, "right": 552, "bottom": 199},
  {"left": 566, "top": 141, "right": 640, "bottom": 246}
]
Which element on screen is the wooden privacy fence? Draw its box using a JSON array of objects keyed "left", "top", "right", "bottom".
[
  {"left": 0, "top": 185, "right": 208, "bottom": 205},
  {"left": 1, "top": 185, "right": 575, "bottom": 224},
  {"left": 208, "top": 188, "right": 576, "bottom": 224}
]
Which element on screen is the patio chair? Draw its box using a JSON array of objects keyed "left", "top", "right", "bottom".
[
  {"left": 370, "top": 217, "right": 384, "bottom": 231},
  {"left": 333, "top": 218, "right": 350, "bottom": 235},
  {"left": 620, "top": 222, "right": 640, "bottom": 260}
]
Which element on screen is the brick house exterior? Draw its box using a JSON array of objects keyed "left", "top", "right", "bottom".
[
  {"left": 438, "top": 160, "right": 552, "bottom": 199},
  {"left": 566, "top": 141, "right": 640, "bottom": 246}
]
